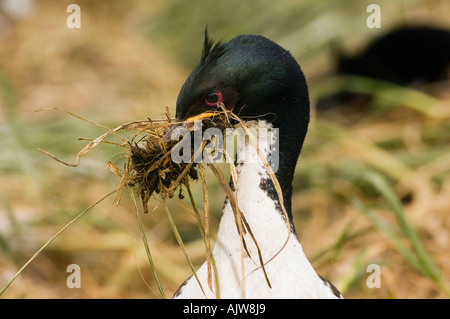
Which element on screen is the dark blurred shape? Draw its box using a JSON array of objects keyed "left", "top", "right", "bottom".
[
  {"left": 338, "top": 26, "right": 450, "bottom": 85},
  {"left": 317, "top": 26, "right": 450, "bottom": 112}
]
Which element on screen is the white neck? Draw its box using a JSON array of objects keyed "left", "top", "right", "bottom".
[
  {"left": 174, "top": 121, "right": 342, "bottom": 299},
  {"left": 215, "top": 120, "right": 292, "bottom": 273}
]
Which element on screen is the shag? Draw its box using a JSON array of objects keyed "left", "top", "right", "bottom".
[{"left": 172, "top": 30, "right": 342, "bottom": 299}]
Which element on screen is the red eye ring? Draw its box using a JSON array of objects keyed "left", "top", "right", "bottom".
[{"left": 205, "top": 91, "right": 223, "bottom": 107}]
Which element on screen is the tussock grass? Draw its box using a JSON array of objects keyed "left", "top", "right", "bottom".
[
  {"left": 1, "top": 0, "right": 449, "bottom": 299},
  {"left": 303, "top": 76, "right": 450, "bottom": 297}
]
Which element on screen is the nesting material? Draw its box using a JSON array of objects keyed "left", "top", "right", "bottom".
[
  {"left": 125, "top": 123, "right": 198, "bottom": 212},
  {"left": 38, "top": 106, "right": 288, "bottom": 297},
  {"left": 38, "top": 107, "right": 235, "bottom": 214},
  {"left": 127, "top": 110, "right": 237, "bottom": 214}
]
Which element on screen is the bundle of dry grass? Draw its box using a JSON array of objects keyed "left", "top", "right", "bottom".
[
  {"left": 38, "top": 107, "right": 236, "bottom": 215},
  {"left": 123, "top": 121, "right": 199, "bottom": 213},
  {"left": 34, "top": 105, "right": 283, "bottom": 298},
  {"left": 122, "top": 109, "right": 234, "bottom": 214}
]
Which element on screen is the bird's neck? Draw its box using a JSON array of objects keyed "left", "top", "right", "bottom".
[
  {"left": 175, "top": 120, "right": 340, "bottom": 298},
  {"left": 230, "top": 119, "right": 298, "bottom": 227},
  {"left": 205, "top": 120, "right": 317, "bottom": 298},
  {"left": 216, "top": 120, "right": 297, "bottom": 258}
]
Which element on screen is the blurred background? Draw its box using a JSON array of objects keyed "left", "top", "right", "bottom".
[{"left": 0, "top": 0, "right": 449, "bottom": 298}]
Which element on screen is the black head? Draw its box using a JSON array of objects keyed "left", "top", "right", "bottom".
[
  {"left": 176, "top": 30, "right": 310, "bottom": 222},
  {"left": 176, "top": 30, "right": 309, "bottom": 130}
]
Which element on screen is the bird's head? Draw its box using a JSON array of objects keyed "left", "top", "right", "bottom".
[
  {"left": 172, "top": 30, "right": 311, "bottom": 223},
  {"left": 175, "top": 29, "right": 310, "bottom": 130}
]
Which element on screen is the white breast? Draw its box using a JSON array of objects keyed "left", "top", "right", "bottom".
[{"left": 174, "top": 121, "right": 342, "bottom": 299}]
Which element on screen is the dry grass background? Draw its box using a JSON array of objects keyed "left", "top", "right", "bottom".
[{"left": 0, "top": 0, "right": 449, "bottom": 298}]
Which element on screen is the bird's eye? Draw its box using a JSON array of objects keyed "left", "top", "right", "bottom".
[{"left": 205, "top": 91, "right": 223, "bottom": 107}]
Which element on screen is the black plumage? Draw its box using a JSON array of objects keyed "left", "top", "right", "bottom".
[
  {"left": 173, "top": 30, "right": 341, "bottom": 298},
  {"left": 176, "top": 30, "right": 310, "bottom": 223}
]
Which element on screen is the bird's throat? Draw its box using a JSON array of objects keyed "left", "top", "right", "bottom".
[{"left": 214, "top": 120, "right": 295, "bottom": 268}]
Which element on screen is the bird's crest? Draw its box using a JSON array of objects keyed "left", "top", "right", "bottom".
[{"left": 200, "top": 27, "right": 226, "bottom": 67}]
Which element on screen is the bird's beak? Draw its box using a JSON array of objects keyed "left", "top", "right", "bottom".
[
  {"left": 185, "top": 112, "right": 218, "bottom": 122},
  {"left": 162, "top": 112, "right": 217, "bottom": 143}
]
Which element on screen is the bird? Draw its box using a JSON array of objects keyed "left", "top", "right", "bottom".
[
  {"left": 336, "top": 26, "right": 450, "bottom": 87},
  {"left": 317, "top": 26, "right": 450, "bottom": 112},
  {"left": 171, "top": 30, "right": 343, "bottom": 299}
]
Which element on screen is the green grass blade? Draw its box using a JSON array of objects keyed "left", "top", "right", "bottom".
[
  {"left": 132, "top": 239, "right": 158, "bottom": 297},
  {"left": 128, "top": 187, "right": 166, "bottom": 299},
  {"left": 362, "top": 173, "right": 443, "bottom": 283},
  {"left": 310, "top": 219, "right": 372, "bottom": 266},
  {"left": 186, "top": 185, "right": 220, "bottom": 299},
  {"left": 164, "top": 202, "right": 206, "bottom": 297},
  {"left": 0, "top": 190, "right": 116, "bottom": 297},
  {"left": 314, "top": 75, "right": 442, "bottom": 118},
  {"left": 354, "top": 199, "right": 421, "bottom": 270}
]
